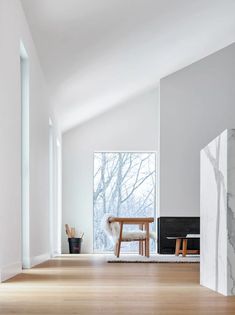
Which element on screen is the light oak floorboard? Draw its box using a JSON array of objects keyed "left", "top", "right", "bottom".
[{"left": 0, "top": 255, "right": 235, "bottom": 315}]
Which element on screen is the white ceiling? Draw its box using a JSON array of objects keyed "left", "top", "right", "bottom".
[{"left": 21, "top": 0, "right": 235, "bottom": 132}]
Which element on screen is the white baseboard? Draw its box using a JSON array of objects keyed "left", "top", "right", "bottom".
[
  {"left": 0, "top": 261, "right": 22, "bottom": 282},
  {"left": 0, "top": 253, "right": 50, "bottom": 282},
  {"left": 51, "top": 251, "right": 61, "bottom": 258},
  {"left": 30, "top": 253, "right": 50, "bottom": 267}
]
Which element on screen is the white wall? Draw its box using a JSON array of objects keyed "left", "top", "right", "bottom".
[
  {"left": 62, "top": 89, "right": 158, "bottom": 253},
  {"left": 160, "top": 43, "right": 235, "bottom": 217},
  {"left": 0, "top": 0, "right": 52, "bottom": 281}
]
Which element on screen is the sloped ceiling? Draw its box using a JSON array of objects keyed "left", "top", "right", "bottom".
[{"left": 21, "top": 0, "right": 235, "bottom": 132}]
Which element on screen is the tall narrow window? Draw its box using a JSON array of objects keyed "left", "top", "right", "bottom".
[
  {"left": 49, "top": 118, "right": 54, "bottom": 256},
  {"left": 56, "top": 138, "right": 62, "bottom": 255},
  {"left": 20, "top": 41, "right": 30, "bottom": 268},
  {"left": 93, "top": 152, "right": 156, "bottom": 252},
  {"left": 49, "top": 122, "right": 62, "bottom": 256}
]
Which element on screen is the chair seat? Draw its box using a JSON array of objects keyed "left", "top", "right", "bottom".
[{"left": 122, "top": 230, "right": 146, "bottom": 241}]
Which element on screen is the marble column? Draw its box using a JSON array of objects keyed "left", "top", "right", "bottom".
[{"left": 200, "top": 129, "right": 235, "bottom": 296}]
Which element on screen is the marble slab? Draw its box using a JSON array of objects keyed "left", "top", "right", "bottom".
[{"left": 200, "top": 129, "right": 235, "bottom": 296}]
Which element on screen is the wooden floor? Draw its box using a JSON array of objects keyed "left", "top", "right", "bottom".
[{"left": 1, "top": 255, "right": 235, "bottom": 315}]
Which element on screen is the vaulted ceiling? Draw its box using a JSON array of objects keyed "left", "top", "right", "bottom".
[{"left": 21, "top": 0, "right": 235, "bottom": 132}]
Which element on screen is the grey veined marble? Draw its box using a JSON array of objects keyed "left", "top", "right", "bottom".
[{"left": 200, "top": 129, "right": 235, "bottom": 296}]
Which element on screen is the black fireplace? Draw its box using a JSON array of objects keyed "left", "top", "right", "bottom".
[{"left": 157, "top": 217, "right": 200, "bottom": 254}]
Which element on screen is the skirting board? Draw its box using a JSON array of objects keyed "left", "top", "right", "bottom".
[
  {"left": 0, "top": 261, "right": 22, "bottom": 282},
  {"left": 30, "top": 253, "right": 50, "bottom": 268},
  {"left": 23, "top": 253, "right": 51, "bottom": 269},
  {"left": 0, "top": 253, "right": 50, "bottom": 282}
]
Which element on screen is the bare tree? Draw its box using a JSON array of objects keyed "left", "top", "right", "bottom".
[{"left": 93, "top": 152, "right": 156, "bottom": 252}]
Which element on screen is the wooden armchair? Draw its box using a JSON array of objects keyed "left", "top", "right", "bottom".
[{"left": 108, "top": 217, "right": 154, "bottom": 258}]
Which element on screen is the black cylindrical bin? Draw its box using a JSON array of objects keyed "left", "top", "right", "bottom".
[{"left": 68, "top": 238, "right": 82, "bottom": 254}]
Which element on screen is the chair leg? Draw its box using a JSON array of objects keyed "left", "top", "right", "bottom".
[
  {"left": 114, "top": 242, "right": 118, "bottom": 256},
  {"left": 139, "top": 240, "right": 144, "bottom": 256},
  {"left": 139, "top": 224, "right": 144, "bottom": 256},
  {"left": 175, "top": 239, "right": 181, "bottom": 256},
  {"left": 117, "top": 223, "right": 123, "bottom": 258},
  {"left": 145, "top": 223, "right": 150, "bottom": 257},
  {"left": 117, "top": 240, "right": 121, "bottom": 258},
  {"left": 182, "top": 239, "right": 188, "bottom": 257}
]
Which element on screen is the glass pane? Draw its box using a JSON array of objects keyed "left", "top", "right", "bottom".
[{"left": 93, "top": 152, "right": 156, "bottom": 252}]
